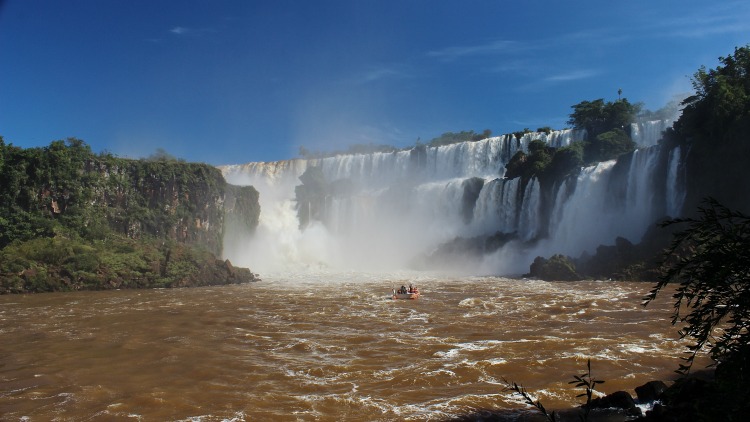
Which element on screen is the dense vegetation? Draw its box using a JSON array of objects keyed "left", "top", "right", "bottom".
[
  {"left": 568, "top": 98, "right": 641, "bottom": 139},
  {"left": 0, "top": 138, "right": 260, "bottom": 293},
  {"left": 505, "top": 97, "right": 640, "bottom": 190},
  {"left": 669, "top": 45, "right": 750, "bottom": 214},
  {"left": 647, "top": 199, "right": 750, "bottom": 379},
  {"left": 0, "top": 235, "right": 252, "bottom": 293},
  {"left": 638, "top": 199, "right": 750, "bottom": 420}
]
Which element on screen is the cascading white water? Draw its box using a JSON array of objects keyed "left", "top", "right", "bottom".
[
  {"left": 471, "top": 177, "right": 522, "bottom": 235},
  {"left": 631, "top": 120, "right": 672, "bottom": 147},
  {"left": 543, "top": 128, "right": 586, "bottom": 148},
  {"left": 535, "top": 160, "right": 618, "bottom": 262},
  {"left": 221, "top": 125, "right": 683, "bottom": 276},
  {"left": 518, "top": 178, "right": 541, "bottom": 241}
]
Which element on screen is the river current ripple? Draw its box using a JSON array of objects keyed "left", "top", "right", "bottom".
[{"left": 0, "top": 274, "right": 686, "bottom": 421}]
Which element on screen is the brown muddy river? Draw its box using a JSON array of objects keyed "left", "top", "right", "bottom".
[{"left": 0, "top": 274, "right": 691, "bottom": 421}]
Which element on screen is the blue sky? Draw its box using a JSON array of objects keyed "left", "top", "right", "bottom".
[{"left": 1, "top": 1, "right": 749, "bottom": 165}]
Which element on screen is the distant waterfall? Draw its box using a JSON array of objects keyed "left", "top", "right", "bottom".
[{"left": 221, "top": 124, "right": 683, "bottom": 275}]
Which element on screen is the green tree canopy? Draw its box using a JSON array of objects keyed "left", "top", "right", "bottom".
[
  {"left": 678, "top": 45, "right": 750, "bottom": 141},
  {"left": 584, "top": 128, "right": 636, "bottom": 164},
  {"left": 0, "top": 135, "right": 5, "bottom": 175},
  {"left": 544, "top": 142, "right": 584, "bottom": 182},
  {"left": 671, "top": 44, "right": 750, "bottom": 213},
  {"left": 568, "top": 98, "right": 641, "bottom": 139}
]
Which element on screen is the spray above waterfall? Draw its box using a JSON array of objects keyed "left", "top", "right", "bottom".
[{"left": 221, "top": 122, "right": 684, "bottom": 276}]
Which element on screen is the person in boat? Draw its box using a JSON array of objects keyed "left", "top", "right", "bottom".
[
  {"left": 408, "top": 284, "right": 414, "bottom": 293},
  {"left": 400, "top": 285, "right": 407, "bottom": 294}
]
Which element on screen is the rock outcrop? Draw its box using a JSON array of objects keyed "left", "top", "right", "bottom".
[{"left": 0, "top": 139, "right": 262, "bottom": 293}]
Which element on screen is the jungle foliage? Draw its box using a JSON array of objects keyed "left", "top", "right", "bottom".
[
  {"left": 0, "top": 235, "right": 254, "bottom": 293},
  {"left": 503, "top": 97, "right": 638, "bottom": 188},
  {"left": 504, "top": 140, "right": 584, "bottom": 188},
  {"left": 646, "top": 199, "right": 750, "bottom": 376},
  {"left": 670, "top": 45, "right": 750, "bottom": 214},
  {"left": 642, "top": 198, "right": 750, "bottom": 420},
  {"left": 568, "top": 98, "right": 641, "bottom": 139},
  {"left": 644, "top": 49, "right": 750, "bottom": 386},
  {"left": 0, "top": 138, "right": 259, "bottom": 293}
]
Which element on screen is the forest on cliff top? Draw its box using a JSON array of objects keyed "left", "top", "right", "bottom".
[{"left": 0, "top": 141, "right": 260, "bottom": 293}]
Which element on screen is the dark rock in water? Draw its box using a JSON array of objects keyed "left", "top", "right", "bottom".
[
  {"left": 169, "top": 256, "right": 259, "bottom": 288},
  {"left": 528, "top": 254, "right": 581, "bottom": 281},
  {"left": 635, "top": 380, "right": 668, "bottom": 403},
  {"left": 589, "top": 390, "right": 642, "bottom": 417}
]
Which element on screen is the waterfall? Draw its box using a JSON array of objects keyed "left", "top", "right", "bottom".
[
  {"left": 221, "top": 124, "right": 682, "bottom": 275},
  {"left": 541, "top": 160, "right": 618, "bottom": 258},
  {"left": 666, "top": 146, "right": 686, "bottom": 217},
  {"left": 630, "top": 120, "right": 671, "bottom": 147},
  {"left": 472, "top": 177, "right": 521, "bottom": 235},
  {"left": 518, "top": 178, "right": 541, "bottom": 241}
]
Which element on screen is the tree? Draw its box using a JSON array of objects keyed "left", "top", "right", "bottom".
[
  {"left": 645, "top": 198, "right": 750, "bottom": 378},
  {"left": 672, "top": 45, "right": 750, "bottom": 214},
  {"left": 0, "top": 135, "right": 5, "bottom": 175},
  {"left": 147, "top": 147, "right": 181, "bottom": 162},
  {"left": 568, "top": 98, "right": 641, "bottom": 139},
  {"left": 544, "top": 142, "right": 583, "bottom": 182},
  {"left": 679, "top": 45, "right": 750, "bottom": 139},
  {"left": 504, "top": 140, "right": 584, "bottom": 188},
  {"left": 503, "top": 140, "right": 552, "bottom": 183},
  {"left": 584, "top": 128, "right": 636, "bottom": 164}
]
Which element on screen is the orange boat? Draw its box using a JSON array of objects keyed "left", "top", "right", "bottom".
[{"left": 392, "top": 284, "right": 420, "bottom": 300}]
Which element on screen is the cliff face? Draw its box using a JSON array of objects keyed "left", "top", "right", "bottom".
[
  {"left": 87, "top": 159, "right": 231, "bottom": 257},
  {"left": 0, "top": 139, "right": 259, "bottom": 256},
  {"left": 0, "top": 138, "right": 261, "bottom": 293}
]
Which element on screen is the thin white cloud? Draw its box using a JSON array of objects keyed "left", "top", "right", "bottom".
[
  {"left": 666, "top": 21, "right": 750, "bottom": 38},
  {"left": 170, "top": 26, "right": 189, "bottom": 35},
  {"left": 544, "top": 69, "right": 600, "bottom": 82},
  {"left": 486, "top": 60, "right": 529, "bottom": 74},
  {"left": 350, "top": 64, "right": 411, "bottom": 85},
  {"left": 512, "top": 68, "right": 602, "bottom": 93},
  {"left": 362, "top": 67, "right": 401, "bottom": 83},
  {"left": 169, "top": 26, "right": 219, "bottom": 37},
  {"left": 632, "top": 2, "right": 750, "bottom": 39},
  {"left": 427, "top": 39, "right": 518, "bottom": 61}
]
